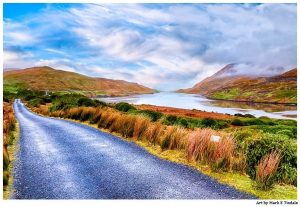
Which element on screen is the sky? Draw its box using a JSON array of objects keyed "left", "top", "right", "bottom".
[{"left": 3, "top": 3, "right": 297, "bottom": 91}]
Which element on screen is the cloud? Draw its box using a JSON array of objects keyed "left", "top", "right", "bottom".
[
  {"left": 3, "top": 3, "right": 297, "bottom": 90},
  {"left": 4, "top": 50, "right": 34, "bottom": 69}
]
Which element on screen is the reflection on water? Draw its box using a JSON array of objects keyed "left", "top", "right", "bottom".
[
  {"left": 210, "top": 100, "right": 296, "bottom": 113},
  {"left": 98, "top": 92, "right": 297, "bottom": 120}
]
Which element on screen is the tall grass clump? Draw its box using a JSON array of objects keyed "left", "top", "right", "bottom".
[
  {"left": 143, "top": 123, "right": 164, "bottom": 145},
  {"left": 133, "top": 116, "right": 151, "bottom": 140},
  {"left": 89, "top": 108, "right": 104, "bottom": 124},
  {"left": 256, "top": 151, "right": 281, "bottom": 190},
  {"left": 186, "top": 129, "right": 213, "bottom": 162},
  {"left": 186, "top": 128, "right": 234, "bottom": 171},
  {"left": 160, "top": 126, "right": 188, "bottom": 150},
  {"left": 109, "top": 114, "right": 136, "bottom": 137},
  {"left": 79, "top": 107, "right": 97, "bottom": 121},
  {"left": 3, "top": 102, "right": 16, "bottom": 186}
]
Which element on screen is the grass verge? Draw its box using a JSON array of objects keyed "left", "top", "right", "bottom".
[{"left": 3, "top": 121, "right": 20, "bottom": 199}]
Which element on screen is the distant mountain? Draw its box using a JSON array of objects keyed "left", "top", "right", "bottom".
[
  {"left": 177, "top": 64, "right": 297, "bottom": 104},
  {"left": 4, "top": 66, "right": 156, "bottom": 96}
]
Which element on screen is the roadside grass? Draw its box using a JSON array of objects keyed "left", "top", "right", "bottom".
[
  {"left": 136, "top": 141, "right": 297, "bottom": 200},
  {"left": 3, "top": 102, "right": 20, "bottom": 200},
  {"left": 3, "top": 122, "right": 20, "bottom": 199},
  {"left": 30, "top": 104, "right": 297, "bottom": 199}
]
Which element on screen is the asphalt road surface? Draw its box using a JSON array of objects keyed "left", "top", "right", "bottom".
[{"left": 12, "top": 99, "right": 256, "bottom": 199}]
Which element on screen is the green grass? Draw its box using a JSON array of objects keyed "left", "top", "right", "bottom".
[
  {"left": 211, "top": 88, "right": 240, "bottom": 100},
  {"left": 273, "top": 89, "right": 297, "bottom": 101}
]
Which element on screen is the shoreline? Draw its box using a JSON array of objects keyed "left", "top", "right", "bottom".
[
  {"left": 135, "top": 104, "right": 233, "bottom": 120},
  {"left": 176, "top": 92, "right": 297, "bottom": 106}
]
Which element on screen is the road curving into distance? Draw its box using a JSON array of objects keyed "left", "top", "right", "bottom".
[{"left": 11, "top": 99, "right": 256, "bottom": 199}]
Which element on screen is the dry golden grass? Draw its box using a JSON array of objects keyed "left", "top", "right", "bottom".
[
  {"left": 3, "top": 102, "right": 16, "bottom": 186},
  {"left": 143, "top": 123, "right": 164, "bottom": 145},
  {"left": 256, "top": 151, "right": 281, "bottom": 190},
  {"left": 32, "top": 104, "right": 50, "bottom": 115},
  {"left": 66, "top": 107, "right": 84, "bottom": 119},
  {"left": 50, "top": 110, "right": 65, "bottom": 118},
  {"left": 186, "top": 129, "right": 213, "bottom": 162},
  {"left": 133, "top": 116, "right": 151, "bottom": 140},
  {"left": 89, "top": 107, "right": 103, "bottom": 124},
  {"left": 160, "top": 126, "right": 188, "bottom": 150},
  {"left": 208, "top": 133, "right": 235, "bottom": 170},
  {"left": 79, "top": 107, "right": 97, "bottom": 121},
  {"left": 110, "top": 114, "right": 136, "bottom": 137},
  {"left": 43, "top": 104, "right": 237, "bottom": 172},
  {"left": 186, "top": 128, "right": 235, "bottom": 171}
]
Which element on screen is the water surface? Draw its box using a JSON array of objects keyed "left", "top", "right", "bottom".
[{"left": 98, "top": 92, "right": 297, "bottom": 120}]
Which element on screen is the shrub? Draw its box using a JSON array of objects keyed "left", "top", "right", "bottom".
[
  {"left": 94, "top": 99, "right": 107, "bottom": 107},
  {"left": 178, "top": 118, "right": 189, "bottom": 128},
  {"left": 163, "top": 115, "right": 178, "bottom": 125},
  {"left": 279, "top": 163, "right": 297, "bottom": 186},
  {"left": 244, "top": 118, "right": 265, "bottom": 126},
  {"left": 231, "top": 119, "right": 245, "bottom": 126},
  {"left": 251, "top": 125, "right": 296, "bottom": 139},
  {"left": 48, "top": 93, "right": 85, "bottom": 111},
  {"left": 115, "top": 102, "right": 136, "bottom": 112},
  {"left": 202, "top": 118, "right": 217, "bottom": 128},
  {"left": 246, "top": 134, "right": 296, "bottom": 185},
  {"left": 234, "top": 113, "right": 255, "bottom": 118},
  {"left": 256, "top": 151, "right": 281, "bottom": 190},
  {"left": 138, "top": 110, "right": 163, "bottom": 122},
  {"left": 28, "top": 98, "right": 45, "bottom": 107},
  {"left": 77, "top": 97, "right": 96, "bottom": 107}
]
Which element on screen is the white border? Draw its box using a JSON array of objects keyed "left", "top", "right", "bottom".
[{"left": 1, "top": 1, "right": 299, "bottom": 207}]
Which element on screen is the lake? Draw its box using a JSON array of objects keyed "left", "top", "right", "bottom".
[{"left": 97, "top": 92, "right": 297, "bottom": 120}]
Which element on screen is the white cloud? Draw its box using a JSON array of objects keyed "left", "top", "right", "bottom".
[
  {"left": 3, "top": 3, "right": 297, "bottom": 90},
  {"left": 3, "top": 50, "right": 34, "bottom": 69}
]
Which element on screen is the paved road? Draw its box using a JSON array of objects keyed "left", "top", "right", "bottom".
[{"left": 12, "top": 99, "right": 255, "bottom": 199}]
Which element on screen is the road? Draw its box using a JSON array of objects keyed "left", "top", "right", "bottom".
[{"left": 12, "top": 99, "right": 256, "bottom": 199}]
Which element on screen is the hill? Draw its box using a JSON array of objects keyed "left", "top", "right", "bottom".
[
  {"left": 177, "top": 65, "right": 297, "bottom": 104},
  {"left": 4, "top": 66, "right": 156, "bottom": 96}
]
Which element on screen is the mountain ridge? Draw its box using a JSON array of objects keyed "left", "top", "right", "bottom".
[
  {"left": 4, "top": 66, "right": 156, "bottom": 96},
  {"left": 177, "top": 64, "right": 297, "bottom": 104}
]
